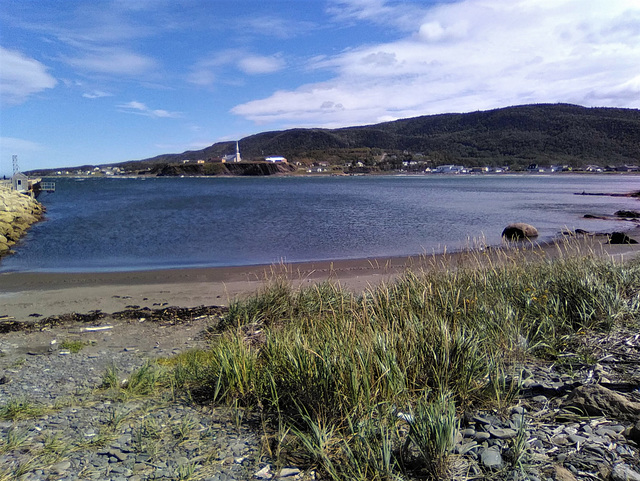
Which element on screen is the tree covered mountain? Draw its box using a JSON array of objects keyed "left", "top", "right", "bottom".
[
  {"left": 31, "top": 103, "right": 640, "bottom": 175},
  {"left": 130, "top": 104, "right": 640, "bottom": 170}
]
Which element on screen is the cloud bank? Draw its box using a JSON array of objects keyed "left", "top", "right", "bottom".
[
  {"left": 233, "top": 0, "right": 640, "bottom": 127},
  {"left": 0, "top": 47, "right": 57, "bottom": 105}
]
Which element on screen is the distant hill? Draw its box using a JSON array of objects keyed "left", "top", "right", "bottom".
[{"left": 30, "top": 103, "right": 640, "bottom": 174}]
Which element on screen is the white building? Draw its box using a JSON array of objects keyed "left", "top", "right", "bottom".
[
  {"left": 12, "top": 172, "right": 28, "bottom": 192},
  {"left": 222, "top": 142, "right": 242, "bottom": 163},
  {"left": 433, "top": 164, "right": 464, "bottom": 173}
]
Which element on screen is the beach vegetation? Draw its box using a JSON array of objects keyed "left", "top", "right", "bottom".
[
  {"left": 0, "top": 427, "right": 30, "bottom": 454},
  {"left": 100, "top": 361, "right": 169, "bottom": 400},
  {"left": 0, "top": 397, "right": 46, "bottom": 421},
  {"left": 60, "top": 339, "right": 86, "bottom": 353},
  {"left": 164, "top": 244, "right": 640, "bottom": 480}
]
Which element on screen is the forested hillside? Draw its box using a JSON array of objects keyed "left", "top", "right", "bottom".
[
  {"left": 30, "top": 104, "right": 640, "bottom": 174},
  {"left": 129, "top": 104, "right": 640, "bottom": 169}
]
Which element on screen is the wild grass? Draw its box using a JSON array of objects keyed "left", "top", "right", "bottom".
[
  {"left": 60, "top": 339, "right": 86, "bottom": 353},
  {"left": 169, "top": 243, "right": 640, "bottom": 480},
  {"left": 100, "top": 361, "right": 169, "bottom": 400},
  {"left": 0, "top": 397, "right": 46, "bottom": 421}
]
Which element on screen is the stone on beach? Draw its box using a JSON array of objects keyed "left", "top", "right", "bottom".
[
  {"left": 609, "top": 231, "right": 639, "bottom": 244},
  {"left": 562, "top": 384, "right": 640, "bottom": 422},
  {"left": 502, "top": 222, "right": 539, "bottom": 240}
]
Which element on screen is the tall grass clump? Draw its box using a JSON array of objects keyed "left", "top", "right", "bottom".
[
  {"left": 170, "top": 245, "right": 640, "bottom": 480},
  {"left": 406, "top": 392, "right": 458, "bottom": 479}
]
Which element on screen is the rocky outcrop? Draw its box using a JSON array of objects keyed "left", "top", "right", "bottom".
[
  {"left": 615, "top": 210, "right": 640, "bottom": 218},
  {"left": 152, "top": 161, "right": 295, "bottom": 177},
  {"left": 0, "top": 188, "right": 45, "bottom": 256},
  {"left": 502, "top": 223, "right": 539, "bottom": 240}
]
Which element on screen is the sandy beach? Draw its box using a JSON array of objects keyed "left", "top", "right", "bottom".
[{"left": 1, "top": 226, "right": 639, "bottom": 322}]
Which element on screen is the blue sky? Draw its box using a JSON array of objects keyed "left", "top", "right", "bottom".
[{"left": 1, "top": 0, "right": 640, "bottom": 175}]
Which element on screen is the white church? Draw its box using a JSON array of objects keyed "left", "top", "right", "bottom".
[{"left": 222, "top": 142, "right": 242, "bottom": 163}]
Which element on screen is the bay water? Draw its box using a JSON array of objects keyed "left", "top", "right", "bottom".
[{"left": 2, "top": 174, "right": 639, "bottom": 273}]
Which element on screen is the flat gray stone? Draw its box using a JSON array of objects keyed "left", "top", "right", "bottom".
[
  {"left": 50, "top": 461, "right": 72, "bottom": 474},
  {"left": 568, "top": 434, "right": 588, "bottom": 444},
  {"left": 489, "top": 427, "right": 517, "bottom": 439},
  {"left": 611, "top": 464, "right": 640, "bottom": 481},
  {"left": 278, "top": 468, "right": 301, "bottom": 477},
  {"left": 481, "top": 447, "right": 503, "bottom": 469},
  {"left": 254, "top": 466, "right": 272, "bottom": 479}
]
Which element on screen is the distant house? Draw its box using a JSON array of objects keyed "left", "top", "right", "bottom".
[
  {"left": 433, "top": 164, "right": 464, "bottom": 173},
  {"left": 616, "top": 165, "right": 639, "bottom": 172},
  {"left": 265, "top": 156, "right": 287, "bottom": 163},
  {"left": 12, "top": 172, "right": 28, "bottom": 192}
]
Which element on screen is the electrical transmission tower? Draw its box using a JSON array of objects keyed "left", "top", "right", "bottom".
[{"left": 12, "top": 155, "right": 19, "bottom": 175}]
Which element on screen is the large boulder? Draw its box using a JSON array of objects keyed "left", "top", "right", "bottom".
[
  {"left": 609, "top": 232, "right": 638, "bottom": 244},
  {"left": 562, "top": 384, "right": 640, "bottom": 422},
  {"left": 502, "top": 223, "right": 538, "bottom": 240}
]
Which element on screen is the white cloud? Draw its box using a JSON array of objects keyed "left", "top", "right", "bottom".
[
  {"left": 64, "top": 49, "right": 157, "bottom": 76},
  {"left": 0, "top": 47, "right": 57, "bottom": 105},
  {"left": 327, "top": 0, "right": 426, "bottom": 31},
  {"left": 241, "top": 15, "right": 317, "bottom": 39},
  {"left": 0, "top": 136, "right": 44, "bottom": 153},
  {"left": 117, "top": 100, "right": 181, "bottom": 118},
  {"left": 233, "top": 0, "right": 640, "bottom": 127},
  {"left": 238, "top": 55, "right": 285, "bottom": 75},
  {"left": 82, "top": 90, "right": 112, "bottom": 99},
  {"left": 188, "top": 50, "right": 285, "bottom": 86}
]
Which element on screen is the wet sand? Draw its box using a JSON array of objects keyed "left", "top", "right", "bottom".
[{"left": 1, "top": 229, "right": 639, "bottom": 322}]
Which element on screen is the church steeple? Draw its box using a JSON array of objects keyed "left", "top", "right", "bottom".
[{"left": 235, "top": 141, "right": 241, "bottom": 162}]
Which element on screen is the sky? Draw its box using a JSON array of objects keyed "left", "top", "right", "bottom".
[{"left": 1, "top": 0, "right": 640, "bottom": 174}]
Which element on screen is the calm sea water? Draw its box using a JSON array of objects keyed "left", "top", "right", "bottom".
[{"left": 2, "top": 174, "right": 639, "bottom": 273}]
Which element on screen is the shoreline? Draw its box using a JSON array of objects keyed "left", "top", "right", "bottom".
[{"left": 1, "top": 228, "right": 639, "bottom": 322}]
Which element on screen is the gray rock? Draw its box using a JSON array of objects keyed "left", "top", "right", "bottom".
[
  {"left": 611, "top": 464, "right": 640, "bottom": 481},
  {"left": 562, "top": 384, "right": 640, "bottom": 422},
  {"left": 481, "top": 447, "right": 503, "bottom": 469},
  {"left": 254, "top": 466, "right": 272, "bottom": 479},
  {"left": 502, "top": 223, "right": 538, "bottom": 240},
  {"left": 567, "top": 434, "right": 588, "bottom": 444},
  {"left": 626, "top": 420, "right": 640, "bottom": 444},
  {"left": 489, "top": 427, "right": 517, "bottom": 439},
  {"left": 456, "top": 441, "right": 478, "bottom": 455},
  {"left": 609, "top": 232, "right": 639, "bottom": 244},
  {"left": 50, "top": 460, "right": 72, "bottom": 473},
  {"left": 278, "top": 467, "right": 301, "bottom": 478}
]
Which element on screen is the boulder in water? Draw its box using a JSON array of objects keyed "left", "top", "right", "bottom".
[{"left": 502, "top": 223, "right": 538, "bottom": 240}]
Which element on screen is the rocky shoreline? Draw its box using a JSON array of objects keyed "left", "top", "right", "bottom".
[
  {"left": 0, "top": 188, "right": 44, "bottom": 256},
  {"left": 0, "top": 307, "right": 639, "bottom": 480}
]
